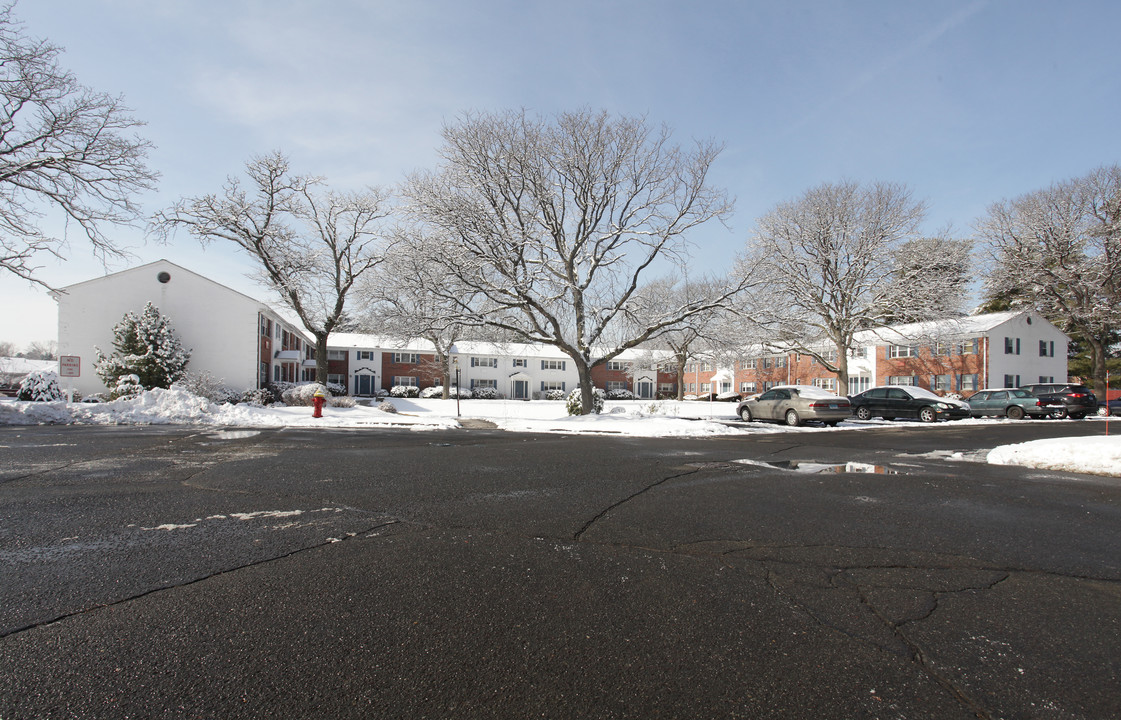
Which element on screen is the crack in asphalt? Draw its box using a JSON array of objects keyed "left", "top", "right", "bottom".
[
  {"left": 572, "top": 467, "right": 701, "bottom": 542},
  {"left": 0, "top": 519, "right": 406, "bottom": 641}
]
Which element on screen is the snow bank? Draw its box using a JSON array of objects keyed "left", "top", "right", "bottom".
[{"left": 987, "top": 436, "right": 1121, "bottom": 477}]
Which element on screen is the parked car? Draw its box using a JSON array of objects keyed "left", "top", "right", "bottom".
[
  {"left": 1099, "top": 397, "right": 1121, "bottom": 417},
  {"left": 965, "top": 388, "right": 1061, "bottom": 419},
  {"left": 736, "top": 385, "right": 851, "bottom": 427},
  {"left": 1018, "top": 383, "right": 1098, "bottom": 419},
  {"left": 849, "top": 386, "right": 970, "bottom": 423}
]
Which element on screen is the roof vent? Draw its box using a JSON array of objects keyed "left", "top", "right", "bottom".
[{"left": 157, "top": 271, "right": 171, "bottom": 284}]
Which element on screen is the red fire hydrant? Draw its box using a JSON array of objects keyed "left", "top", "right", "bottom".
[{"left": 312, "top": 390, "right": 326, "bottom": 418}]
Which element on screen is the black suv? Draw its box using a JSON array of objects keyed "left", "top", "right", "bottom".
[{"left": 1018, "top": 383, "right": 1097, "bottom": 419}]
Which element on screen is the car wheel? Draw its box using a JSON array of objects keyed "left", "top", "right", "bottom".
[
  {"left": 785, "top": 409, "right": 800, "bottom": 427},
  {"left": 918, "top": 406, "right": 937, "bottom": 423},
  {"left": 855, "top": 406, "right": 872, "bottom": 421},
  {"left": 1050, "top": 407, "right": 1068, "bottom": 419},
  {"left": 739, "top": 407, "right": 752, "bottom": 422},
  {"left": 1006, "top": 406, "right": 1025, "bottom": 420}
]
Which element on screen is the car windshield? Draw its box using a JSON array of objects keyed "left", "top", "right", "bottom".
[
  {"left": 904, "top": 386, "right": 942, "bottom": 400},
  {"left": 788, "top": 386, "right": 839, "bottom": 399}
]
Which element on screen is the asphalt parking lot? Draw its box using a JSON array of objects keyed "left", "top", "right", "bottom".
[{"left": 1, "top": 421, "right": 1118, "bottom": 719}]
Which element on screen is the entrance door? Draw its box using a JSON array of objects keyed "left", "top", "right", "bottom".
[
  {"left": 513, "top": 380, "right": 529, "bottom": 399},
  {"left": 355, "top": 375, "right": 377, "bottom": 396},
  {"left": 636, "top": 381, "right": 654, "bottom": 399}
]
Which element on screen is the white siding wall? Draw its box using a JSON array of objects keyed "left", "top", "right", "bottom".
[{"left": 986, "top": 314, "right": 1069, "bottom": 388}]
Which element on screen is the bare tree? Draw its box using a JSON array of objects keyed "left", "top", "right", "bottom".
[
  {"left": 977, "top": 164, "right": 1121, "bottom": 398},
  {"left": 737, "top": 180, "right": 951, "bottom": 395},
  {"left": 0, "top": 6, "right": 156, "bottom": 286},
  {"left": 403, "top": 109, "right": 740, "bottom": 414},
  {"left": 358, "top": 227, "right": 471, "bottom": 398},
  {"left": 0, "top": 340, "right": 16, "bottom": 357},
  {"left": 23, "top": 339, "right": 56, "bottom": 360},
  {"left": 153, "top": 152, "right": 394, "bottom": 384},
  {"left": 877, "top": 235, "right": 973, "bottom": 323}
]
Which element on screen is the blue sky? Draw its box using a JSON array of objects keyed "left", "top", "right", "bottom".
[{"left": 3, "top": 0, "right": 1119, "bottom": 348}]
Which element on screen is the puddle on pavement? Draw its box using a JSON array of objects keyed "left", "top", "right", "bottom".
[{"left": 733, "top": 459, "right": 899, "bottom": 475}]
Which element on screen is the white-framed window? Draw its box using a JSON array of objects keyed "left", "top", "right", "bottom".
[
  {"left": 512, "top": 358, "right": 527, "bottom": 368},
  {"left": 328, "top": 373, "right": 345, "bottom": 386},
  {"left": 958, "top": 373, "right": 979, "bottom": 392},
  {"left": 934, "top": 342, "right": 952, "bottom": 357},
  {"left": 327, "top": 350, "right": 346, "bottom": 361},
  {"left": 775, "top": 356, "right": 787, "bottom": 368},
  {"left": 471, "top": 357, "right": 498, "bottom": 368},
  {"left": 956, "top": 338, "right": 980, "bottom": 355},
  {"left": 762, "top": 357, "right": 772, "bottom": 369},
  {"left": 740, "top": 358, "right": 756, "bottom": 370},
  {"left": 541, "top": 359, "right": 566, "bottom": 371},
  {"left": 811, "top": 377, "right": 836, "bottom": 390},
  {"left": 658, "top": 383, "right": 675, "bottom": 393},
  {"left": 933, "top": 374, "right": 951, "bottom": 392},
  {"left": 392, "top": 352, "right": 420, "bottom": 364},
  {"left": 700, "top": 382, "right": 712, "bottom": 393},
  {"left": 687, "top": 383, "right": 695, "bottom": 392},
  {"left": 849, "top": 346, "right": 867, "bottom": 359},
  {"left": 275, "top": 323, "right": 282, "bottom": 340},
  {"left": 607, "top": 361, "right": 627, "bottom": 371},
  {"left": 761, "top": 381, "right": 777, "bottom": 391},
  {"left": 540, "top": 380, "right": 565, "bottom": 392},
  {"left": 392, "top": 376, "right": 417, "bottom": 386},
  {"left": 889, "top": 345, "right": 917, "bottom": 358},
  {"left": 1004, "top": 337, "right": 1020, "bottom": 355},
  {"left": 1038, "top": 375, "right": 1054, "bottom": 383},
  {"left": 606, "top": 380, "right": 627, "bottom": 391},
  {"left": 1039, "top": 340, "right": 1054, "bottom": 357},
  {"left": 740, "top": 381, "right": 756, "bottom": 394},
  {"left": 888, "top": 375, "right": 918, "bottom": 385},
  {"left": 1003, "top": 374, "right": 1021, "bottom": 388},
  {"left": 356, "top": 350, "right": 376, "bottom": 361},
  {"left": 471, "top": 378, "right": 497, "bottom": 389}
]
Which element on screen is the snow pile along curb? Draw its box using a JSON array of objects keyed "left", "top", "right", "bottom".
[{"left": 987, "top": 436, "right": 1121, "bottom": 477}]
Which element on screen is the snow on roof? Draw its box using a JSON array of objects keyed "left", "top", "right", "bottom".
[
  {"left": 0, "top": 357, "right": 58, "bottom": 375},
  {"left": 851, "top": 311, "right": 1059, "bottom": 346},
  {"left": 327, "top": 334, "right": 675, "bottom": 361}
]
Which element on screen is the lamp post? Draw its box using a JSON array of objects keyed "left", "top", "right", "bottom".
[{"left": 453, "top": 356, "right": 461, "bottom": 418}]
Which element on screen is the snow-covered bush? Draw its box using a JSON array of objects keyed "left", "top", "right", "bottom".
[
  {"left": 566, "top": 387, "right": 605, "bottom": 415},
  {"left": 325, "top": 381, "right": 346, "bottom": 396},
  {"left": 420, "top": 386, "right": 444, "bottom": 398},
  {"left": 173, "top": 371, "right": 238, "bottom": 404},
  {"left": 269, "top": 382, "right": 295, "bottom": 400},
  {"left": 606, "top": 388, "right": 634, "bottom": 400},
  {"left": 280, "top": 382, "right": 355, "bottom": 408},
  {"left": 94, "top": 303, "right": 191, "bottom": 391},
  {"left": 112, "top": 374, "right": 144, "bottom": 400},
  {"left": 82, "top": 393, "right": 108, "bottom": 403},
  {"left": 239, "top": 388, "right": 275, "bottom": 406},
  {"left": 331, "top": 395, "right": 356, "bottom": 408},
  {"left": 377, "top": 400, "right": 398, "bottom": 413},
  {"left": 376, "top": 388, "right": 389, "bottom": 398},
  {"left": 17, "top": 369, "right": 64, "bottom": 402},
  {"left": 545, "top": 389, "right": 565, "bottom": 401},
  {"left": 450, "top": 386, "right": 472, "bottom": 399},
  {"left": 390, "top": 385, "right": 419, "bottom": 398},
  {"left": 472, "top": 386, "right": 499, "bottom": 400}
]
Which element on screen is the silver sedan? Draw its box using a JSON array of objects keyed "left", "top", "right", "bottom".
[{"left": 736, "top": 385, "right": 852, "bottom": 427}]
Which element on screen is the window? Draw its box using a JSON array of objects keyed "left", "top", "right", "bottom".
[
  {"left": 512, "top": 358, "right": 527, "bottom": 368},
  {"left": 1038, "top": 375, "right": 1054, "bottom": 383},
  {"left": 606, "top": 380, "right": 627, "bottom": 391},
  {"left": 327, "top": 350, "right": 346, "bottom": 361},
  {"left": 811, "top": 377, "right": 836, "bottom": 390},
  {"left": 275, "top": 323, "right": 282, "bottom": 340},
  {"left": 849, "top": 376, "right": 871, "bottom": 394},
  {"left": 887, "top": 375, "right": 917, "bottom": 385},
  {"left": 849, "top": 347, "right": 867, "bottom": 359},
  {"left": 761, "top": 381, "right": 777, "bottom": 391},
  {"left": 1004, "top": 337, "right": 1020, "bottom": 355},
  {"left": 687, "top": 383, "right": 695, "bottom": 392},
  {"left": 1039, "top": 340, "right": 1054, "bottom": 357},
  {"left": 356, "top": 350, "right": 376, "bottom": 361},
  {"left": 958, "top": 374, "right": 979, "bottom": 392},
  {"left": 392, "top": 376, "right": 417, "bottom": 386},
  {"left": 471, "top": 357, "right": 498, "bottom": 368},
  {"left": 700, "top": 383, "right": 712, "bottom": 393},
  {"left": 762, "top": 357, "right": 772, "bottom": 369},
  {"left": 740, "top": 381, "right": 756, "bottom": 394},
  {"left": 741, "top": 358, "right": 757, "bottom": 370},
  {"left": 392, "top": 352, "right": 420, "bottom": 364},
  {"left": 934, "top": 342, "right": 952, "bottom": 357},
  {"left": 541, "top": 359, "right": 566, "bottom": 371},
  {"left": 775, "top": 356, "right": 787, "bottom": 368},
  {"left": 889, "top": 345, "right": 917, "bottom": 358},
  {"left": 1003, "top": 374, "right": 1021, "bottom": 388},
  {"left": 471, "top": 378, "right": 497, "bottom": 389},
  {"left": 540, "top": 380, "right": 565, "bottom": 392},
  {"left": 933, "top": 374, "right": 951, "bottom": 392},
  {"left": 260, "top": 317, "right": 271, "bottom": 336},
  {"left": 956, "top": 338, "right": 979, "bottom": 355},
  {"left": 607, "top": 361, "right": 627, "bottom": 371},
  {"left": 327, "top": 373, "right": 344, "bottom": 386},
  {"left": 658, "top": 383, "right": 675, "bottom": 393}
]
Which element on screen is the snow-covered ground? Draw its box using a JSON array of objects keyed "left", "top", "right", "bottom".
[{"left": 2, "top": 391, "right": 1119, "bottom": 476}]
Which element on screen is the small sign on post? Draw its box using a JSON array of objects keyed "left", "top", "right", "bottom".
[
  {"left": 60, "top": 356, "right": 80, "bottom": 377},
  {"left": 59, "top": 355, "right": 80, "bottom": 404}
]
